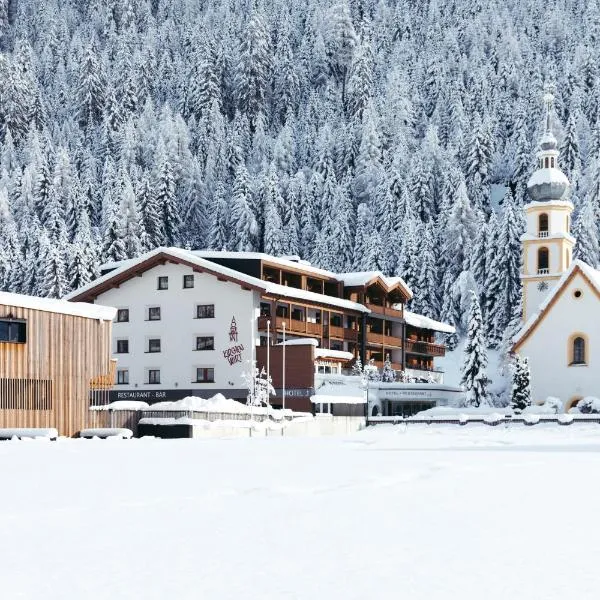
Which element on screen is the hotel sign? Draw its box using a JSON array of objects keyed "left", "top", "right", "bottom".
[
  {"left": 379, "top": 389, "right": 435, "bottom": 400},
  {"left": 223, "top": 316, "right": 244, "bottom": 366}
]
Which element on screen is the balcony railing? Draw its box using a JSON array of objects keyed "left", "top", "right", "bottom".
[
  {"left": 538, "top": 231, "right": 549, "bottom": 238},
  {"left": 372, "top": 360, "right": 403, "bottom": 371},
  {"left": 405, "top": 339, "right": 446, "bottom": 357},
  {"left": 366, "top": 332, "right": 403, "bottom": 347},
  {"left": 537, "top": 268, "right": 549, "bottom": 275},
  {"left": 405, "top": 367, "right": 444, "bottom": 384},
  {"left": 324, "top": 324, "right": 358, "bottom": 341},
  {"left": 365, "top": 303, "right": 403, "bottom": 319},
  {"left": 258, "top": 316, "right": 322, "bottom": 337}
]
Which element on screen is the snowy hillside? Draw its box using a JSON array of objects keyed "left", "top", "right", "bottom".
[
  {"left": 0, "top": 0, "right": 598, "bottom": 345},
  {"left": 2, "top": 428, "right": 600, "bottom": 599}
]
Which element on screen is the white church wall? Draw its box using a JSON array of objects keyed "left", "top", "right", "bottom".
[{"left": 519, "top": 271, "right": 600, "bottom": 409}]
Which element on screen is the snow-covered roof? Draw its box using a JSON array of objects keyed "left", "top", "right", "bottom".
[
  {"left": 310, "top": 394, "right": 366, "bottom": 405},
  {"left": 276, "top": 338, "right": 319, "bottom": 347},
  {"left": 314, "top": 348, "right": 354, "bottom": 361},
  {"left": 337, "top": 271, "right": 413, "bottom": 298},
  {"left": 524, "top": 199, "right": 574, "bottom": 211},
  {"left": 402, "top": 310, "right": 456, "bottom": 334},
  {"left": 527, "top": 168, "right": 570, "bottom": 189},
  {"left": 68, "top": 247, "right": 268, "bottom": 301},
  {"left": 193, "top": 250, "right": 337, "bottom": 279},
  {"left": 73, "top": 247, "right": 370, "bottom": 313},
  {"left": 0, "top": 290, "right": 116, "bottom": 321},
  {"left": 263, "top": 280, "right": 368, "bottom": 312},
  {"left": 514, "top": 260, "right": 600, "bottom": 348}
]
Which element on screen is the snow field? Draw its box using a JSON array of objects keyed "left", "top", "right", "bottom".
[{"left": 1, "top": 426, "right": 600, "bottom": 599}]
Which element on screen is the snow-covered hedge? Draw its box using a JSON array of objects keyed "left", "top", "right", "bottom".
[
  {"left": 79, "top": 428, "right": 133, "bottom": 439},
  {"left": 0, "top": 428, "right": 58, "bottom": 440}
]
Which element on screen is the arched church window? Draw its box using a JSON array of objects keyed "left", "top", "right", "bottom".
[
  {"left": 537, "top": 247, "right": 549, "bottom": 273},
  {"left": 538, "top": 213, "right": 548, "bottom": 236},
  {"left": 573, "top": 337, "right": 586, "bottom": 365},
  {"left": 551, "top": 157, "right": 555, "bottom": 168}
]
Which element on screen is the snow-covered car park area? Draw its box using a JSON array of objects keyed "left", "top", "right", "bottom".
[{"left": 2, "top": 425, "right": 600, "bottom": 599}]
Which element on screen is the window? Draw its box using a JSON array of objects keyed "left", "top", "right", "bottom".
[
  {"left": 196, "top": 336, "right": 215, "bottom": 350},
  {"left": 196, "top": 304, "right": 215, "bottom": 319},
  {"left": 148, "top": 369, "right": 160, "bottom": 384},
  {"left": 116, "top": 339, "right": 129, "bottom": 354},
  {"left": 117, "top": 369, "right": 129, "bottom": 385},
  {"left": 196, "top": 367, "right": 215, "bottom": 383},
  {"left": 538, "top": 213, "right": 548, "bottom": 235},
  {"left": 573, "top": 337, "right": 586, "bottom": 365},
  {"left": 148, "top": 338, "right": 161, "bottom": 353},
  {"left": 148, "top": 306, "right": 161, "bottom": 321},
  {"left": 157, "top": 276, "right": 168, "bottom": 290},
  {"left": 183, "top": 275, "right": 194, "bottom": 289},
  {"left": 0, "top": 319, "right": 26, "bottom": 343},
  {"left": 544, "top": 157, "right": 549, "bottom": 168},
  {"left": 537, "top": 247, "right": 549, "bottom": 273},
  {"left": 116, "top": 309, "right": 129, "bottom": 323}
]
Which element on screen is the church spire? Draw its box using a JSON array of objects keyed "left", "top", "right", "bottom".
[{"left": 526, "top": 91, "right": 569, "bottom": 203}]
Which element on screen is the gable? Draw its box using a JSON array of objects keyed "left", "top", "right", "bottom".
[{"left": 514, "top": 266, "right": 600, "bottom": 353}]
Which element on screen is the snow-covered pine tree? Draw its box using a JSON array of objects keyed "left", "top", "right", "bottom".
[
  {"left": 510, "top": 354, "right": 531, "bottom": 413},
  {"left": 382, "top": 354, "right": 396, "bottom": 382},
  {"left": 573, "top": 194, "right": 600, "bottom": 267},
  {"left": 351, "top": 354, "right": 363, "bottom": 376},
  {"left": 461, "top": 291, "right": 490, "bottom": 407}
]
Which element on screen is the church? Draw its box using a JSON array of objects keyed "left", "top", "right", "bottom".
[{"left": 513, "top": 94, "right": 600, "bottom": 411}]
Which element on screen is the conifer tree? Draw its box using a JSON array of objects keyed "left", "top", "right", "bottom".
[
  {"left": 461, "top": 291, "right": 490, "bottom": 407},
  {"left": 510, "top": 355, "right": 531, "bottom": 413},
  {"left": 573, "top": 194, "right": 600, "bottom": 267},
  {"left": 230, "top": 165, "right": 257, "bottom": 252},
  {"left": 382, "top": 354, "right": 396, "bottom": 383}
]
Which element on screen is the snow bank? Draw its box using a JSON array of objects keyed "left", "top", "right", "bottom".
[
  {"left": 138, "top": 417, "right": 285, "bottom": 431},
  {"left": 0, "top": 428, "right": 58, "bottom": 440},
  {"left": 576, "top": 396, "right": 600, "bottom": 414},
  {"left": 79, "top": 428, "right": 133, "bottom": 439},
  {"left": 149, "top": 393, "right": 251, "bottom": 413},
  {"left": 413, "top": 406, "right": 511, "bottom": 418}
]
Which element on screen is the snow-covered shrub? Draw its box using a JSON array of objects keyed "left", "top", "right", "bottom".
[
  {"left": 523, "top": 414, "right": 540, "bottom": 425},
  {"left": 558, "top": 414, "right": 574, "bottom": 425},
  {"left": 575, "top": 397, "right": 600, "bottom": 414},
  {"left": 542, "top": 397, "right": 563, "bottom": 414},
  {"left": 483, "top": 412, "right": 504, "bottom": 425}
]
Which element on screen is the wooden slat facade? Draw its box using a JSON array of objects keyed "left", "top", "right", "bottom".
[{"left": 0, "top": 303, "right": 114, "bottom": 437}]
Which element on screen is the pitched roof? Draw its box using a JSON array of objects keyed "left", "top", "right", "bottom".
[
  {"left": 513, "top": 260, "right": 600, "bottom": 351},
  {"left": 403, "top": 310, "right": 456, "bottom": 334},
  {"left": 337, "top": 271, "right": 413, "bottom": 299},
  {"left": 67, "top": 247, "right": 369, "bottom": 313},
  {"left": 0, "top": 290, "right": 116, "bottom": 321}
]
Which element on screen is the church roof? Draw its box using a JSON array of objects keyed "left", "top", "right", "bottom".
[{"left": 513, "top": 260, "right": 600, "bottom": 351}]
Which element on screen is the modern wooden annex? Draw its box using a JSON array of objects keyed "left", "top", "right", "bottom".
[{"left": 0, "top": 291, "right": 116, "bottom": 437}]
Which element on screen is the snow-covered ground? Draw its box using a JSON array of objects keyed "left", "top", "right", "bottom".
[{"left": 2, "top": 425, "right": 600, "bottom": 599}]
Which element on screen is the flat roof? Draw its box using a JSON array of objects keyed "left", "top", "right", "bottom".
[{"left": 0, "top": 291, "right": 116, "bottom": 321}]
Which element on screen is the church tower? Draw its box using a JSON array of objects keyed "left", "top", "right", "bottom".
[{"left": 521, "top": 93, "right": 575, "bottom": 322}]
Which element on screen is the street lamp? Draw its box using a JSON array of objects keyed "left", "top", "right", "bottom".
[
  {"left": 282, "top": 320, "right": 286, "bottom": 410},
  {"left": 266, "top": 319, "right": 271, "bottom": 414}
]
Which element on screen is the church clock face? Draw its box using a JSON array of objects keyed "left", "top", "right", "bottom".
[{"left": 537, "top": 281, "right": 549, "bottom": 292}]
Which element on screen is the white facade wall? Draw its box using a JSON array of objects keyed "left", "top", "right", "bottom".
[
  {"left": 518, "top": 271, "right": 600, "bottom": 408},
  {"left": 524, "top": 241, "right": 561, "bottom": 276},
  {"left": 93, "top": 262, "right": 260, "bottom": 399}
]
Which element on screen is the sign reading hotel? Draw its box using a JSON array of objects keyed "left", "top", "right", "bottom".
[{"left": 223, "top": 316, "right": 244, "bottom": 366}]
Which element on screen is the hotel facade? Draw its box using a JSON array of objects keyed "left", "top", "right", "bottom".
[{"left": 66, "top": 248, "right": 454, "bottom": 413}]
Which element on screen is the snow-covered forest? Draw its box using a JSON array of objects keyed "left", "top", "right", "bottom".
[{"left": 0, "top": 0, "right": 599, "bottom": 346}]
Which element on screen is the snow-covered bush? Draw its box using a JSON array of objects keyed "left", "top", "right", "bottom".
[
  {"left": 510, "top": 354, "right": 531, "bottom": 413},
  {"left": 542, "top": 397, "right": 563, "bottom": 414},
  {"left": 574, "top": 397, "right": 600, "bottom": 414}
]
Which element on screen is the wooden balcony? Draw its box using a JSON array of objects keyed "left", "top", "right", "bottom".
[
  {"left": 365, "top": 303, "right": 404, "bottom": 319},
  {"left": 372, "top": 360, "right": 403, "bottom": 371},
  {"left": 258, "top": 316, "right": 323, "bottom": 337},
  {"left": 366, "top": 332, "right": 403, "bottom": 347},
  {"left": 405, "top": 339, "right": 446, "bottom": 357},
  {"left": 91, "top": 359, "right": 117, "bottom": 390},
  {"left": 325, "top": 324, "right": 358, "bottom": 341}
]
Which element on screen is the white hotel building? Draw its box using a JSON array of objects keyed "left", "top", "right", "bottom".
[{"left": 66, "top": 247, "right": 455, "bottom": 415}]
